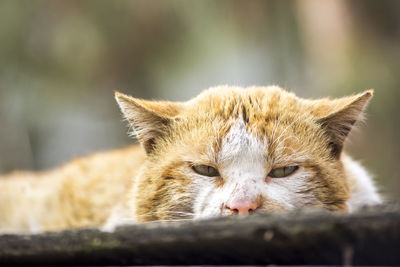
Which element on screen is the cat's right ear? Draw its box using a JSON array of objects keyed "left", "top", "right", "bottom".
[{"left": 115, "top": 92, "right": 182, "bottom": 154}]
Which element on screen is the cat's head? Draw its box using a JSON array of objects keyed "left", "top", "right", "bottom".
[{"left": 115, "top": 86, "right": 373, "bottom": 221}]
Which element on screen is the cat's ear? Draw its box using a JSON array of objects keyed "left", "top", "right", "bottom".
[
  {"left": 316, "top": 90, "right": 373, "bottom": 158},
  {"left": 115, "top": 91, "right": 182, "bottom": 154}
]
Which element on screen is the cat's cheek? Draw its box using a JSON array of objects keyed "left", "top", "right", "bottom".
[
  {"left": 193, "top": 186, "right": 232, "bottom": 219},
  {"left": 262, "top": 173, "right": 315, "bottom": 209},
  {"left": 188, "top": 174, "right": 219, "bottom": 218},
  {"left": 192, "top": 186, "right": 213, "bottom": 217},
  {"left": 194, "top": 193, "right": 226, "bottom": 219}
]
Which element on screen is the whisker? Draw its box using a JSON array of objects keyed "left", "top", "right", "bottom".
[
  {"left": 274, "top": 135, "right": 300, "bottom": 149},
  {"left": 135, "top": 211, "right": 197, "bottom": 217},
  {"left": 141, "top": 218, "right": 195, "bottom": 224},
  {"left": 269, "top": 115, "right": 282, "bottom": 144}
]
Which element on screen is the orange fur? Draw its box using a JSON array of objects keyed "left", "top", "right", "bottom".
[
  {"left": 0, "top": 86, "right": 381, "bottom": 233},
  {"left": 0, "top": 145, "right": 145, "bottom": 232}
]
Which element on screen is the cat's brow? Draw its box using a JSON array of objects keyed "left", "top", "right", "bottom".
[
  {"left": 270, "top": 112, "right": 309, "bottom": 148},
  {"left": 269, "top": 115, "right": 283, "bottom": 145}
]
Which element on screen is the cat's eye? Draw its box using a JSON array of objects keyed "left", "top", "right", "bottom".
[
  {"left": 268, "top": 166, "right": 299, "bottom": 178},
  {"left": 192, "top": 165, "right": 220, "bottom": 177}
]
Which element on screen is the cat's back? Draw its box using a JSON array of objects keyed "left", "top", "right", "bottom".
[{"left": 0, "top": 145, "right": 145, "bottom": 233}]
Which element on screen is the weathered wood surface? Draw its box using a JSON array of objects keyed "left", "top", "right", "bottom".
[{"left": 0, "top": 204, "right": 399, "bottom": 266}]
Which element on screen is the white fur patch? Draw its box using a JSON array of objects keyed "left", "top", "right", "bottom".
[
  {"left": 193, "top": 119, "right": 315, "bottom": 219},
  {"left": 263, "top": 173, "right": 313, "bottom": 208},
  {"left": 218, "top": 119, "right": 267, "bottom": 205},
  {"left": 343, "top": 155, "right": 382, "bottom": 211}
]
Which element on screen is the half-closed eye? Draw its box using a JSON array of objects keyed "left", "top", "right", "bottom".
[
  {"left": 192, "top": 165, "right": 220, "bottom": 177},
  {"left": 268, "top": 166, "right": 299, "bottom": 178}
]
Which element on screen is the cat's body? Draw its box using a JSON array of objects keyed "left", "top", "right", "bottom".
[
  {"left": 0, "top": 145, "right": 145, "bottom": 233},
  {"left": 0, "top": 86, "right": 381, "bottom": 233}
]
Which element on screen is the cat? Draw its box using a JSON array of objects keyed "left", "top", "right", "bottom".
[{"left": 0, "top": 85, "right": 381, "bottom": 234}]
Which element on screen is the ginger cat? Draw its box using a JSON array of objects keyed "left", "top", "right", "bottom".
[{"left": 0, "top": 86, "right": 381, "bottom": 234}]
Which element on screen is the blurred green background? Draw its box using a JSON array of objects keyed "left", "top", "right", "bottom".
[{"left": 0, "top": 0, "right": 399, "bottom": 199}]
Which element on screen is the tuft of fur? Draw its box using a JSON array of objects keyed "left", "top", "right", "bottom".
[{"left": 0, "top": 86, "right": 381, "bottom": 233}]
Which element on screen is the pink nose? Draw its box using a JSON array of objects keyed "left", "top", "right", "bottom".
[{"left": 226, "top": 200, "right": 259, "bottom": 215}]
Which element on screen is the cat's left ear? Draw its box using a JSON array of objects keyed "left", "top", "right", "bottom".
[
  {"left": 316, "top": 90, "right": 373, "bottom": 158},
  {"left": 115, "top": 91, "right": 182, "bottom": 154}
]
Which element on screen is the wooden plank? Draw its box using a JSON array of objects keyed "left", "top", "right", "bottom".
[{"left": 0, "top": 204, "right": 399, "bottom": 266}]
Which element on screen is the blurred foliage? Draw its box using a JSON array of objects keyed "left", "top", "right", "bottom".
[{"left": 0, "top": 0, "right": 399, "bottom": 199}]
